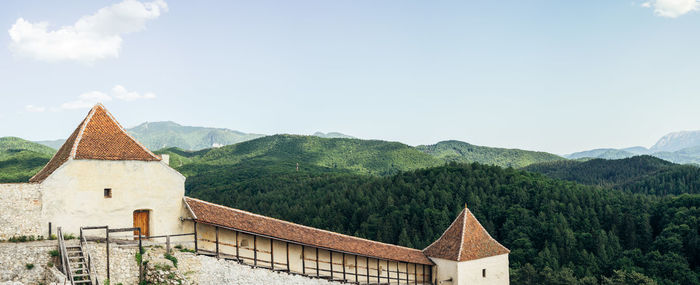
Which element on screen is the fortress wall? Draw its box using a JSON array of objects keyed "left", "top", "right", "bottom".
[
  {"left": 0, "top": 183, "right": 43, "bottom": 240},
  {"left": 194, "top": 223, "right": 431, "bottom": 284}
]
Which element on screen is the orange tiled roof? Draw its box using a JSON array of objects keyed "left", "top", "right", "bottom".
[
  {"left": 423, "top": 206, "right": 509, "bottom": 261},
  {"left": 29, "top": 104, "right": 160, "bottom": 182},
  {"left": 184, "top": 197, "right": 434, "bottom": 265}
]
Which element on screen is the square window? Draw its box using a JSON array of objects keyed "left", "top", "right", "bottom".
[{"left": 104, "top": 188, "right": 112, "bottom": 198}]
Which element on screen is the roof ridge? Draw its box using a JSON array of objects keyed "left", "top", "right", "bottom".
[
  {"left": 456, "top": 207, "right": 467, "bottom": 261},
  {"left": 463, "top": 207, "right": 510, "bottom": 257},
  {"left": 97, "top": 104, "right": 160, "bottom": 160},
  {"left": 184, "top": 197, "right": 425, "bottom": 253},
  {"left": 69, "top": 106, "right": 98, "bottom": 159},
  {"left": 422, "top": 207, "right": 465, "bottom": 254}
]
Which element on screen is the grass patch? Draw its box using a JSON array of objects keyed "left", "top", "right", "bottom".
[
  {"left": 164, "top": 253, "right": 178, "bottom": 268},
  {"left": 48, "top": 249, "right": 59, "bottom": 257}
]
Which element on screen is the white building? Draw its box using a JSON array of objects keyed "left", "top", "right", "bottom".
[{"left": 0, "top": 104, "right": 509, "bottom": 284}]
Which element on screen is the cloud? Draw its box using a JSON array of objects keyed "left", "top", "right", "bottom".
[
  {"left": 59, "top": 85, "right": 155, "bottom": 110},
  {"left": 643, "top": 0, "right": 699, "bottom": 18},
  {"left": 112, "top": 85, "right": 156, "bottom": 101},
  {"left": 8, "top": 0, "right": 167, "bottom": 63},
  {"left": 25, "top": 105, "right": 46, "bottom": 112},
  {"left": 61, "top": 91, "right": 112, "bottom": 109}
]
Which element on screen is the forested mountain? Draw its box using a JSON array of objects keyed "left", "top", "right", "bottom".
[
  {"left": 159, "top": 134, "right": 443, "bottom": 176},
  {"left": 0, "top": 137, "right": 53, "bottom": 182},
  {"left": 524, "top": 155, "right": 700, "bottom": 195},
  {"left": 185, "top": 162, "right": 700, "bottom": 285},
  {"left": 417, "top": 140, "right": 563, "bottom": 168}
]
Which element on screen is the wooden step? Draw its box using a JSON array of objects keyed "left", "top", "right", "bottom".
[
  {"left": 73, "top": 280, "right": 92, "bottom": 284},
  {"left": 73, "top": 273, "right": 90, "bottom": 277}
]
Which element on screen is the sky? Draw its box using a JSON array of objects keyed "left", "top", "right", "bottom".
[{"left": 1, "top": 0, "right": 700, "bottom": 155}]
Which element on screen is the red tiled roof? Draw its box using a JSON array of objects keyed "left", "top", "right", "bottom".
[
  {"left": 29, "top": 104, "right": 160, "bottom": 182},
  {"left": 184, "top": 197, "right": 434, "bottom": 265},
  {"left": 423, "top": 206, "right": 509, "bottom": 261}
]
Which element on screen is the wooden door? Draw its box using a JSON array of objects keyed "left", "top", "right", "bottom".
[{"left": 133, "top": 210, "right": 150, "bottom": 239}]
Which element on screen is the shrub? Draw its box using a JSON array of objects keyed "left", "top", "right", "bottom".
[
  {"left": 48, "top": 234, "right": 57, "bottom": 240},
  {"left": 48, "top": 249, "right": 59, "bottom": 257},
  {"left": 63, "top": 233, "right": 76, "bottom": 240},
  {"left": 25, "top": 263, "right": 34, "bottom": 270},
  {"left": 174, "top": 245, "right": 183, "bottom": 249}
]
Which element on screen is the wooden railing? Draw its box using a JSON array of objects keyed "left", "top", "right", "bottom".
[{"left": 57, "top": 227, "right": 75, "bottom": 285}]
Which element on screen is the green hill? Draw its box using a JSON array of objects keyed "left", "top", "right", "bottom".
[
  {"left": 416, "top": 140, "right": 563, "bottom": 168},
  {"left": 0, "top": 137, "right": 55, "bottom": 182},
  {"left": 524, "top": 155, "right": 700, "bottom": 195},
  {"left": 160, "top": 134, "right": 443, "bottom": 177}
]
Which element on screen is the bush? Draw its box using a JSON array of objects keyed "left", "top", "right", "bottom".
[
  {"left": 63, "top": 233, "right": 76, "bottom": 240},
  {"left": 48, "top": 234, "right": 57, "bottom": 240},
  {"left": 48, "top": 249, "right": 59, "bottom": 257},
  {"left": 25, "top": 263, "right": 34, "bottom": 270},
  {"left": 164, "top": 253, "right": 178, "bottom": 268}
]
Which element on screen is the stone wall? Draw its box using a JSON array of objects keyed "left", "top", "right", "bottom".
[
  {"left": 87, "top": 242, "right": 141, "bottom": 285},
  {"left": 0, "top": 241, "right": 348, "bottom": 285},
  {"left": 0, "top": 184, "right": 43, "bottom": 240},
  {"left": 0, "top": 240, "right": 56, "bottom": 284}
]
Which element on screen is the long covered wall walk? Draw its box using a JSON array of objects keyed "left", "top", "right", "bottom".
[{"left": 192, "top": 221, "right": 433, "bottom": 285}]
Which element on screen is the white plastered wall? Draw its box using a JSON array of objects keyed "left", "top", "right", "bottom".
[
  {"left": 39, "top": 159, "right": 186, "bottom": 236},
  {"left": 457, "top": 254, "right": 509, "bottom": 285},
  {"left": 430, "top": 254, "right": 509, "bottom": 285}
]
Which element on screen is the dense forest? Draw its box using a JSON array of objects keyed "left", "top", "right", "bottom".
[
  {"left": 186, "top": 162, "right": 700, "bottom": 285},
  {"left": 525, "top": 155, "right": 700, "bottom": 195}
]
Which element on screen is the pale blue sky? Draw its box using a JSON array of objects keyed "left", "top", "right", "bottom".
[{"left": 1, "top": 0, "right": 699, "bottom": 154}]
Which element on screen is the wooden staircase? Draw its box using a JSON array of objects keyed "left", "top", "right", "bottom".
[{"left": 58, "top": 227, "right": 97, "bottom": 285}]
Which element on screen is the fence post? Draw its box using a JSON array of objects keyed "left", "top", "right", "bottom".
[
  {"left": 193, "top": 221, "right": 198, "bottom": 254},
  {"left": 166, "top": 235, "right": 171, "bottom": 254},
  {"left": 106, "top": 226, "right": 110, "bottom": 281}
]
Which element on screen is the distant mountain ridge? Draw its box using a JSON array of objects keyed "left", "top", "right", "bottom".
[
  {"left": 565, "top": 129, "right": 700, "bottom": 165},
  {"left": 650, "top": 130, "right": 700, "bottom": 152},
  {"left": 35, "top": 121, "right": 358, "bottom": 151},
  {"left": 127, "top": 121, "right": 265, "bottom": 151}
]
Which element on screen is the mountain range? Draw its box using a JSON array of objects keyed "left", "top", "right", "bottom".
[
  {"left": 34, "top": 121, "right": 359, "bottom": 151},
  {"left": 566, "top": 130, "right": 700, "bottom": 165}
]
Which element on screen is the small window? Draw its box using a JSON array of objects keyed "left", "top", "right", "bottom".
[
  {"left": 104, "top": 188, "right": 112, "bottom": 198},
  {"left": 482, "top": 269, "right": 486, "bottom": 278},
  {"left": 240, "top": 239, "right": 249, "bottom": 247}
]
